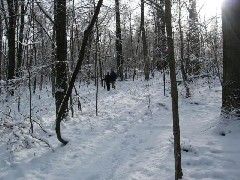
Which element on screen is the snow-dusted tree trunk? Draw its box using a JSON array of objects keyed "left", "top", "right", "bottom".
[
  {"left": 6, "top": 0, "right": 18, "bottom": 96},
  {"left": 187, "top": 0, "right": 200, "bottom": 75},
  {"left": 51, "top": 0, "right": 56, "bottom": 97},
  {"left": 94, "top": 17, "right": 100, "bottom": 116},
  {"left": 165, "top": 0, "right": 183, "bottom": 179},
  {"left": 188, "top": 0, "right": 200, "bottom": 56},
  {"left": 141, "top": 0, "right": 150, "bottom": 80},
  {"left": 0, "top": 11, "right": 2, "bottom": 82},
  {"left": 16, "top": 0, "right": 25, "bottom": 77},
  {"left": 222, "top": 0, "right": 240, "bottom": 116},
  {"left": 55, "top": 0, "right": 68, "bottom": 117},
  {"left": 115, "top": 0, "right": 124, "bottom": 81},
  {"left": 178, "top": 0, "right": 190, "bottom": 98}
]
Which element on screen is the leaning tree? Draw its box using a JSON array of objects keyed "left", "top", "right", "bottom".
[{"left": 165, "top": 0, "right": 183, "bottom": 179}]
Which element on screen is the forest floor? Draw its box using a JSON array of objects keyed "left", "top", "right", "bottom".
[{"left": 1, "top": 73, "right": 240, "bottom": 180}]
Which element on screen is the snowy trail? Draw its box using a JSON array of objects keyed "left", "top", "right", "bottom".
[
  {"left": 1, "top": 79, "right": 176, "bottom": 180},
  {"left": 1, "top": 77, "right": 240, "bottom": 180},
  {"left": 60, "top": 80, "right": 175, "bottom": 180}
]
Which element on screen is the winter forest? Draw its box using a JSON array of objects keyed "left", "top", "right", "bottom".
[{"left": 1, "top": 0, "right": 240, "bottom": 179}]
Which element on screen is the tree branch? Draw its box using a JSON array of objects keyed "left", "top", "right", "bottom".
[
  {"left": 145, "top": 0, "right": 164, "bottom": 12},
  {"left": 36, "top": 2, "right": 54, "bottom": 25}
]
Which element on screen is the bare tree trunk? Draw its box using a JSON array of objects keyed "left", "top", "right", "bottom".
[
  {"left": 55, "top": 0, "right": 68, "bottom": 117},
  {"left": 39, "top": 18, "right": 45, "bottom": 92},
  {"left": 7, "top": 0, "right": 18, "bottom": 96},
  {"left": 51, "top": 0, "right": 56, "bottom": 97},
  {"left": 51, "top": 41, "right": 56, "bottom": 97},
  {"left": 0, "top": 12, "right": 3, "bottom": 82},
  {"left": 16, "top": 0, "right": 25, "bottom": 77},
  {"left": 4, "top": 39, "right": 7, "bottom": 79},
  {"left": 56, "top": 0, "right": 103, "bottom": 145},
  {"left": 152, "top": 0, "right": 167, "bottom": 72},
  {"left": 221, "top": 0, "right": 240, "bottom": 116},
  {"left": 98, "top": 56, "right": 103, "bottom": 85},
  {"left": 141, "top": 0, "right": 150, "bottom": 80},
  {"left": 70, "top": 0, "right": 75, "bottom": 71},
  {"left": 178, "top": 0, "right": 190, "bottom": 98},
  {"left": 115, "top": 0, "right": 124, "bottom": 80},
  {"left": 160, "top": 0, "right": 167, "bottom": 68},
  {"left": 188, "top": 0, "right": 200, "bottom": 75},
  {"left": 163, "top": 68, "right": 166, "bottom": 96},
  {"left": 27, "top": 55, "right": 34, "bottom": 133},
  {"left": 31, "top": 0, "right": 37, "bottom": 94},
  {"left": 129, "top": 12, "right": 136, "bottom": 81},
  {"left": 94, "top": 15, "right": 99, "bottom": 116},
  {"left": 188, "top": 0, "right": 200, "bottom": 58},
  {"left": 85, "top": 25, "right": 93, "bottom": 85},
  {"left": 165, "top": 0, "right": 183, "bottom": 179}
]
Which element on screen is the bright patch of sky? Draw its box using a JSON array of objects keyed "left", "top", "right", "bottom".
[{"left": 198, "top": 0, "right": 224, "bottom": 18}]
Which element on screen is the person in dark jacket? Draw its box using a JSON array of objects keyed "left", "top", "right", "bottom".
[
  {"left": 110, "top": 69, "right": 117, "bottom": 89},
  {"left": 103, "top": 72, "right": 111, "bottom": 91}
]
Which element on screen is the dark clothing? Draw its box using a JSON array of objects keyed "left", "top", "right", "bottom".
[
  {"left": 111, "top": 81, "right": 116, "bottom": 89},
  {"left": 110, "top": 71, "right": 117, "bottom": 81},
  {"left": 103, "top": 74, "right": 111, "bottom": 84},
  {"left": 103, "top": 74, "right": 111, "bottom": 91},
  {"left": 106, "top": 83, "right": 110, "bottom": 91},
  {"left": 110, "top": 71, "right": 117, "bottom": 89},
  {"left": 103, "top": 71, "right": 117, "bottom": 91}
]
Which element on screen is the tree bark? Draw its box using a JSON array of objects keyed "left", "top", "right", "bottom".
[
  {"left": 55, "top": 0, "right": 68, "bottom": 118},
  {"left": 221, "top": 0, "right": 240, "bottom": 116},
  {"left": 0, "top": 12, "right": 3, "bottom": 82},
  {"left": 187, "top": 0, "right": 200, "bottom": 75},
  {"left": 51, "top": 0, "right": 57, "bottom": 97},
  {"left": 115, "top": 0, "right": 124, "bottom": 80},
  {"left": 188, "top": 0, "right": 200, "bottom": 58},
  {"left": 16, "top": 0, "right": 25, "bottom": 77},
  {"left": 7, "top": 0, "right": 18, "bottom": 96},
  {"left": 69, "top": 0, "right": 75, "bottom": 71},
  {"left": 141, "top": 0, "right": 150, "bottom": 80},
  {"left": 165, "top": 0, "right": 183, "bottom": 179},
  {"left": 178, "top": 0, "right": 190, "bottom": 98},
  {"left": 94, "top": 16, "right": 99, "bottom": 116}
]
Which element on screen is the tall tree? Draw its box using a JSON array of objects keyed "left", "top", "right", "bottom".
[
  {"left": 222, "top": 0, "right": 240, "bottom": 116},
  {"left": 178, "top": 0, "right": 190, "bottom": 98},
  {"left": 150, "top": 0, "right": 167, "bottom": 72},
  {"left": 187, "top": 0, "right": 200, "bottom": 75},
  {"left": 51, "top": 0, "right": 57, "bottom": 97},
  {"left": 0, "top": 10, "right": 3, "bottom": 81},
  {"left": 16, "top": 0, "right": 25, "bottom": 77},
  {"left": 7, "top": 0, "right": 18, "bottom": 95},
  {"left": 115, "top": 0, "right": 124, "bottom": 80},
  {"left": 165, "top": 0, "right": 183, "bottom": 179},
  {"left": 55, "top": 0, "right": 68, "bottom": 117},
  {"left": 141, "top": 0, "right": 150, "bottom": 80}
]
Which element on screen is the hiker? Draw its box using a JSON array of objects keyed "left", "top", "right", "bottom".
[
  {"left": 110, "top": 69, "right": 117, "bottom": 89},
  {"left": 102, "top": 72, "right": 111, "bottom": 91}
]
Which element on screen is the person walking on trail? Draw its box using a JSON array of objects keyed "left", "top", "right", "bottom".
[
  {"left": 110, "top": 69, "right": 117, "bottom": 89},
  {"left": 103, "top": 72, "right": 111, "bottom": 91}
]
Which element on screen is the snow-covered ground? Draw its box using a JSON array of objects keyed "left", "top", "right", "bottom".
[{"left": 1, "top": 74, "right": 240, "bottom": 180}]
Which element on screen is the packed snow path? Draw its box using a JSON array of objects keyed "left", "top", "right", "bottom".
[{"left": 1, "top": 77, "right": 240, "bottom": 180}]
